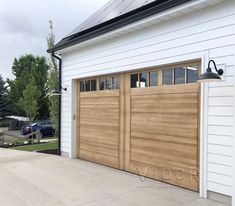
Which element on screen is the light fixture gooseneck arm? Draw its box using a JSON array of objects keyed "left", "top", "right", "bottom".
[
  {"left": 198, "top": 59, "right": 224, "bottom": 82},
  {"left": 61, "top": 87, "right": 67, "bottom": 91},
  {"left": 208, "top": 60, "right": 224, "bottom": 76}
]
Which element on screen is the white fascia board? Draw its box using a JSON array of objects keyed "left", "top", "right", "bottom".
[{"left": 58, "top": 0, "right": 226, "bottom": 54}]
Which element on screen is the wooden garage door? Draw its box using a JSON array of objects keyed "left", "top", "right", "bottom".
[
  {"left": 78, "top": 77, "right": 122, "bottom": 169},
  {"left": 77, "top": 62, "right": 200, "bottom": 191},
  {"left": 127, "top": 84, "right": 199, "bottom": 191}
]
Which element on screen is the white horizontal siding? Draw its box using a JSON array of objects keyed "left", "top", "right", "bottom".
[
  {"left": 207, "top": 182, "right": 232, "bottom": 196},
  {"left": 208, "top": 163, "right": 232, "bottom": 176},
  {"left": 62, "top": 35, "right": 235, "bottom": 78},
  {"left": 208, "top": 135, "right": 233, "bottom": 146},
  {"left": 208, "top": 144, "right": 233, "bottom": 156},
  {"left": 208, "top": 106, "right": 233, "bottom": 116},
  {"left": 207, "top": 45, "right": 234, "bottom": 196},
  {"left": 208, "top": 153, "right": 233, "bottom": 166},
  {"left": 208, "top": 96, "right": 233, "bottom": 107},
  {"left": 62, "top": 26, "right": 235, "bottom": 72},
  {"left": 208, "top": 116, "right": 233, "bottom": 126},
  {"left": 208, "top": 125, "right": 233, "bottom": 136},
  {"left": 208, "top": 86, "right": 234, "bottom": 97},
  {"left": 208, "top": 172, "right": 232, "bottom": 187},
  {"left": 226, "top": 65, "right": 235, "bottom": 76},
  {"left": 60, "top": 0, "right": 235, "bottom": 196},
  {"left": 209, "top": 76, "right": 234, "bottom": 88}
]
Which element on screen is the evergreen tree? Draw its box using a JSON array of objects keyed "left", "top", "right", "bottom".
[
  {"left": 47, "top": 20, "right": 59, "bottom": 135},
  {"left": 0, "top": 75, "right": 11, "bottom": 118}
]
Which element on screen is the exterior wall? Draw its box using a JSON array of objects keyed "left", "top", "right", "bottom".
[{"left": 60, "top": 1, "right": 235, "bottom": 197}]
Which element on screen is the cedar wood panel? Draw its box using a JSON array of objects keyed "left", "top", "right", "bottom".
[{"left": 77, "top": 68, "right": 200, "bottom": 191}]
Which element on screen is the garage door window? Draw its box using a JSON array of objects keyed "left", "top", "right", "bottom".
[
  {"left": 163, "top": 69, "right": 173, "bottom": 85},
  {"left": 80, "top": 79, "right": 96, "bottom": 92},
  {"left": 150, "top": 72, "right": 158, "bottom": 87},
  {"left": 131, "top": 62, "right": 200, "bottom": 88},
  {"left": 162, "top": 65, "right": 200, "bottom": 85},
  {"left": 140, "top": 72, "right": 148, "bottom": 87},
  {"left": 80, "top": 81, "right": 85, "bottom": 92},
  {"left": 99, "top": 78, "right": 105, "bottom": 90},
  {"left": 187, "top": 65, "right": 199, "bottom": 83},
  {"left": 112, "top": 76, "right": 119, "bottom": 89},
  {"left": 131, "top": 74, "right": 139, "bottom": 88},
  {"left": 85, "top": 80, "right": 90, "bottom": 91},
  {"left": 131, "top": 71, "right": 158, "bottom": 88},
  {"left": 91, "top": 80, "right": 97, "bottom": 91},
  {"left": 174, "top": 67, "right": 185, "bottom": 84},
  {"left": 99, "top": 76, "right": 119, "bottom": 90},
  {"left": 106, "top": 77, "right": 112, "bottom": 90}
]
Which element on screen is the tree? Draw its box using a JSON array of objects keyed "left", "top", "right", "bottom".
[
  {"left": 18, "top": 78, "right": 41, "bottom": 122},
  {"left": 0, "top": 75, "right": 11, "bottom": 118},
  {"left": 7, "top": 54, "right": 49, "bottom": 119},
  {"left": 18, "top": 79, "right": 41, "bottom": 142},
  {"left": 47, "top": 20, "right": 59, "bottom": 135},
  {"left": 47, "top": 20, "right": 57, "bottom": 71}
]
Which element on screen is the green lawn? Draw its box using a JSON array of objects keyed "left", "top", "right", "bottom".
[{"left": 11, "top": 140, "right": 58, "bottom": 152}]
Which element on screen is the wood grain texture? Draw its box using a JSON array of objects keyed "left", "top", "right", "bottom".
[
  {"left": 119, "top": 74, "right": 125, "bottom": 169},
  {"left": 79, "top": 90, "right": 120, "bottom": 168},
  {"left": 124, "top": 73, "right": 131, "bottom": 170},
  {"left": 129, "top": 83, "right": 199, "bottom": 191},
  {"left": 130, "top": 161, "right": 199, "bottom": 191},
  {"left": 80, "top": 149, "right": 119, "bottom": 168},
  {"left": 131, "top": 83, "right": 199, "bottom": 96},
  {"left": 78, "top": 76, "right": 199, "bottom": 191}
]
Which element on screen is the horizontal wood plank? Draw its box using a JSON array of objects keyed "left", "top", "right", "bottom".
[
  {"left": 80, "top": 142, "right": 118, "bottom": 157},
  {"left": 78, "top": 73, "right": 199, "bottom": 191},
  {"left": 129, "top": 83, "right": 199, "bottom": 191},
  {"left": 131, "top": 83, "right": 199, "bottom": 96},
  {"left": 130, "top": 161, "right": 199, "bottom": 191},
  {"left": 79, "top": 91, "right": 120, "bottom": 169},
  {"left": 80, "top": 90, "right": 119, "bottom": 97},
  {"left": 80, "top": 149, "right": 119, "bottom": 168}
]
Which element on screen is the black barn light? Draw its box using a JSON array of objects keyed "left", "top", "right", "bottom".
[
  {"left": 48, "top": 87, "right": 67, "bottom": 96},
  {"left": 198, "top": 60, "right": 224, "bottom": 82}
]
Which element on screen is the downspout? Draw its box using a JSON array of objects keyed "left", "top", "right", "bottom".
[{"left": 52, "top": 51, "right": 62, "bottom": 156}]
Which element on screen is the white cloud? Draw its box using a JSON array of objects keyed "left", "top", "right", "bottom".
[{"left": 0, "top": 0, "right": 109, "bottom": 80}]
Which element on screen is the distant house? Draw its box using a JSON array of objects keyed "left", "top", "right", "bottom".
[
  {"left": 48, "top": 0, "right": 235, "bottom": 205},
  {"left": 6, "top": 116, "right": 29, "bottom": 122}
]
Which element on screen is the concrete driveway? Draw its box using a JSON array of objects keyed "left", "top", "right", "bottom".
[{"left": 0, "top": 148, "right": 227, "bottom": 206}]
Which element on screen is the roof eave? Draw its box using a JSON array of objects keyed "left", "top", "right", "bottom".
[{"left": 47, "top": 0, "right": 192, "bottom": 53}]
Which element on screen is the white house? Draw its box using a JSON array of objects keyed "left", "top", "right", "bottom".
[{"left": 48, "top": 0, "right": 235, "bottom": 205}]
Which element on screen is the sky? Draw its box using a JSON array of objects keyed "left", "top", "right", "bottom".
[{"left": 0, "top": 0, "right": 109, "bottom": 80}]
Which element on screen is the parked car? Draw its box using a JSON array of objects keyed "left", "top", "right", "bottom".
[{"left": 21, "top": 120, "right": 55, "bottom": 137}]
